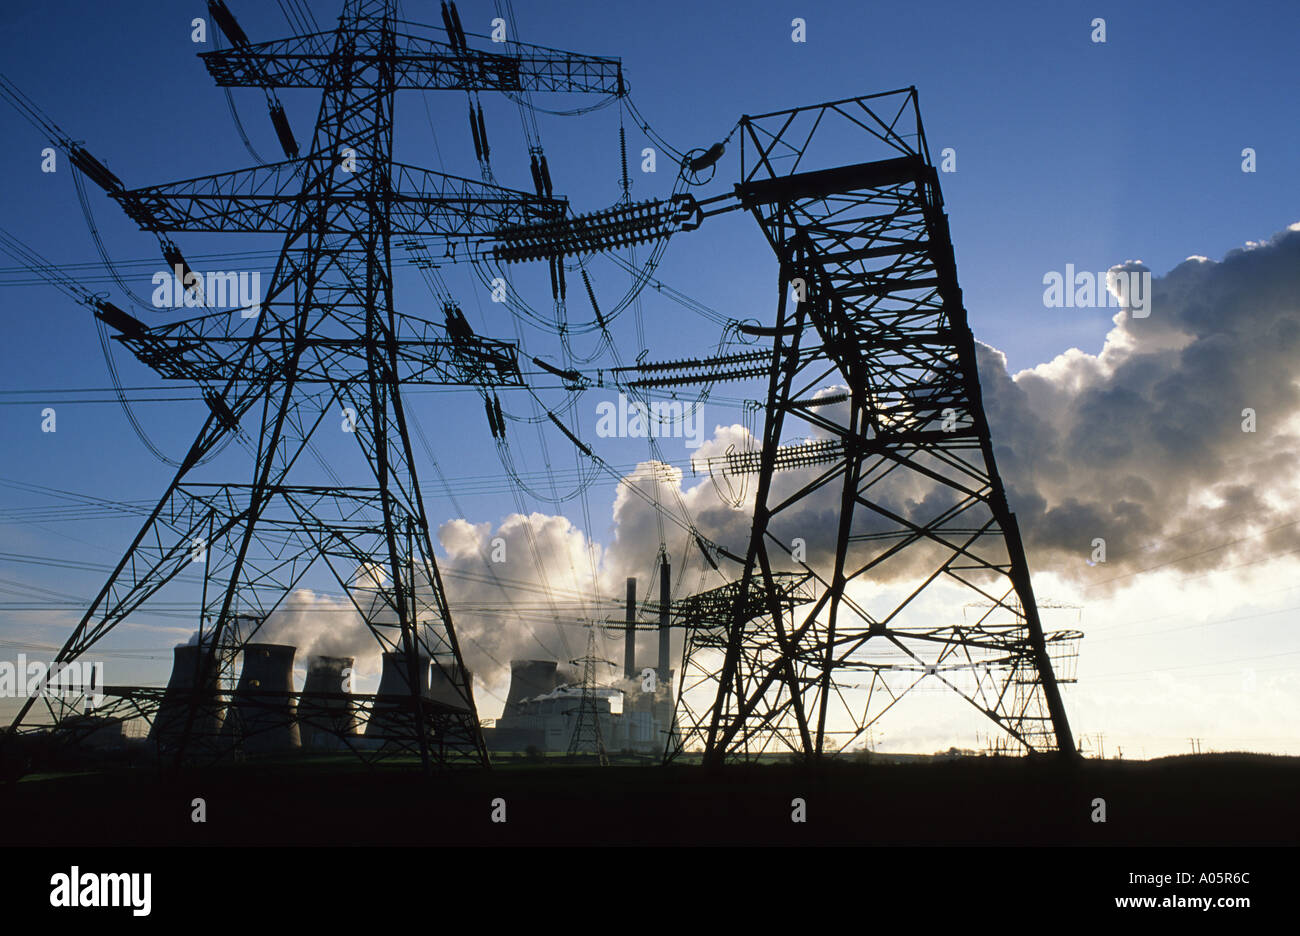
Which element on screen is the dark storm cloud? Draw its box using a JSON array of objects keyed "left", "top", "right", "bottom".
[{"left": 982, "top": 225, "right": 1300, "bottom": 584}]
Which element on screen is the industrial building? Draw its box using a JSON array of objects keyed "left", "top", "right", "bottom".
[
  {"left": 483, "top": 658, "right": 676, "bottom": 756},
  {"left": 136, "top": 569, "right": 679, "bottom": 758},
  {"left": 483, "top": 570, "right": 680, "bottom": 755}
]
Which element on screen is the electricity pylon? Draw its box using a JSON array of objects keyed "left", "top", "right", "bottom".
[
  {"left": 567, "top": 624, "right": 610, "bottom": 766},
  {"left": 7, "top": 0, "right": 622, "bottom": 769},
  {"left": 670, "top": 91, "right": 1078, "bottom": 762}
]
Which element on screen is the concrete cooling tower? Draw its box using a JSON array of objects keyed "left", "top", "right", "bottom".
[
  {"left": 298, "top": 655, "right": 356, "bottom": 749},
  {"left": 428, "top": 660, "right": 471, "bottom": 709},
  {"left": 503, "top": 659, "right": 562, "bottom": 716},
  {"left": 366, "top": 651, "right": 471, "bottom": 739},
  {"left": 150, "top": 644, "right": 225, "bottom": 753},
  {"left": 221, "top": 643, "right": 301, "bottom": 754}
]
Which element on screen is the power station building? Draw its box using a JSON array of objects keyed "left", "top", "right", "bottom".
[
  {"left": 482, "top": 571, "right": 680, "bottom": 755},
  {"left": 145, "top": 572, "right": 679, "bottom": 757},
  {"left": 146, "top": 643, "right": 676, "bottom": 757},
  {"left": 482, "top": 658, "right": 677, "bottom": 756}
]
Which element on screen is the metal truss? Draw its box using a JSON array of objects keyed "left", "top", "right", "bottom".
[
  {"left": 566, "top": 625, "right": 610, "bottom": 765},
  {"left": 117, "top": 160, "right": 563, "bottom": 237},
  {"left": 9, "top": 0, "right": 621, "bottom": 771},
  {"left": 111, "top": 306, "right": 523, "bottom": 386},
  {"left": 671, "top": 89, "right": 1078, "bottom": 762},
  {"left": 5, "top": 5, "right": 1077, "bottom": 771},
  {"left": 201, "top": 27, "right": 623, "bottom": 94}
]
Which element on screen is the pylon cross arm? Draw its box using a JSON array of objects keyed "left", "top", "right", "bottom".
[
  {"left": 199, "top": 31, "right": 622, "bottom": 95},
  {"left": 113, "top": 163, "right": 564, "bottom": 237}
]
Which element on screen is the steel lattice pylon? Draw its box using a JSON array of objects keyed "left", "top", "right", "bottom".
[
  {"left": 567, "top": 625, "right": 610, "bottom": 765},
  {"left": 668, "top": 90, "right": 1077, "bottom": 763},
  {"left": 3, "top": 8, "right": 1074, "bottom": 770},
  {"left": 6, "top": 0, "right": 622, "bottom": 770}
]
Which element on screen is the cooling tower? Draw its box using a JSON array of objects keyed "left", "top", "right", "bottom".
[
  {"left": 504, "top": 659, "right": 561, "bottom": 716},
  {"left": 367, "top": 651, "right": 431, "bottom": 739},
  {"left": 150, "top": 644, "right": 225, "bottom": 753},
  {"left": 367, "top": 651, "right": 472, "bottom": 738},
  {"left": 428, "top": 661, "right": 472, "bottom": 709},
  {"left": 298, "top": 655, "right": 356, "bottom": 749},
  {"left": 222, "top": 643, "right": 301, "bottom": 753}
]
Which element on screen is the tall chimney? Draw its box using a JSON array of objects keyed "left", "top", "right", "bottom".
[
  {"left": 222, "top": 643, "right": 300, "bottom": 753},
  {"left": 150, "top": 643, "right": 225, "bottom": 753},
  {"left": 298, "top": 655, "right": 356, "bottom": 749},
  {"left": 623, "top": 577, "right": 636, "bottom": 679},
  {"left": 657, "top": 556, "right": 671, "bottom": 684}
]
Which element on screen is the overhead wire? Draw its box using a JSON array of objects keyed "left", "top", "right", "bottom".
[
  {"left": 0, "top": 18, "right": 762, "bottom": 702},
  {"left": 212, "top": 24, "right": 270, "bottom": 164}
]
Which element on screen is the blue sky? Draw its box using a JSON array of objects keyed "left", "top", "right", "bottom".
[
  {"left": 1, "top": 0, "right": 1298, "bottom": 754},
  {"left": 3, "top": 1, "right": 1298, "bottom": 368}
]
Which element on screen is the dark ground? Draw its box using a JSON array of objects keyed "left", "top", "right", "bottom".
[{"left": 2, "top": 752, "right": 1296, "bottom": 846}]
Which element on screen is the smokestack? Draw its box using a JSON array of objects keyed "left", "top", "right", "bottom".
[
  {"left": 222, "top": 643, "right": 301, "bottom": 753},
  {"left": 623, "top": 577, "right": 636, "bottom": 679},
  {"left": 298, "top": 655, "right": 356, "bottom": 749},
  {"left": 505, "top": 659, "right": 560, "bottom": 715},
  {"left": 150, "top": 644, "right": 225, "bottom": 753},
  {"left": 658, "top": 557, "right": 671, "bottom": 684}
]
